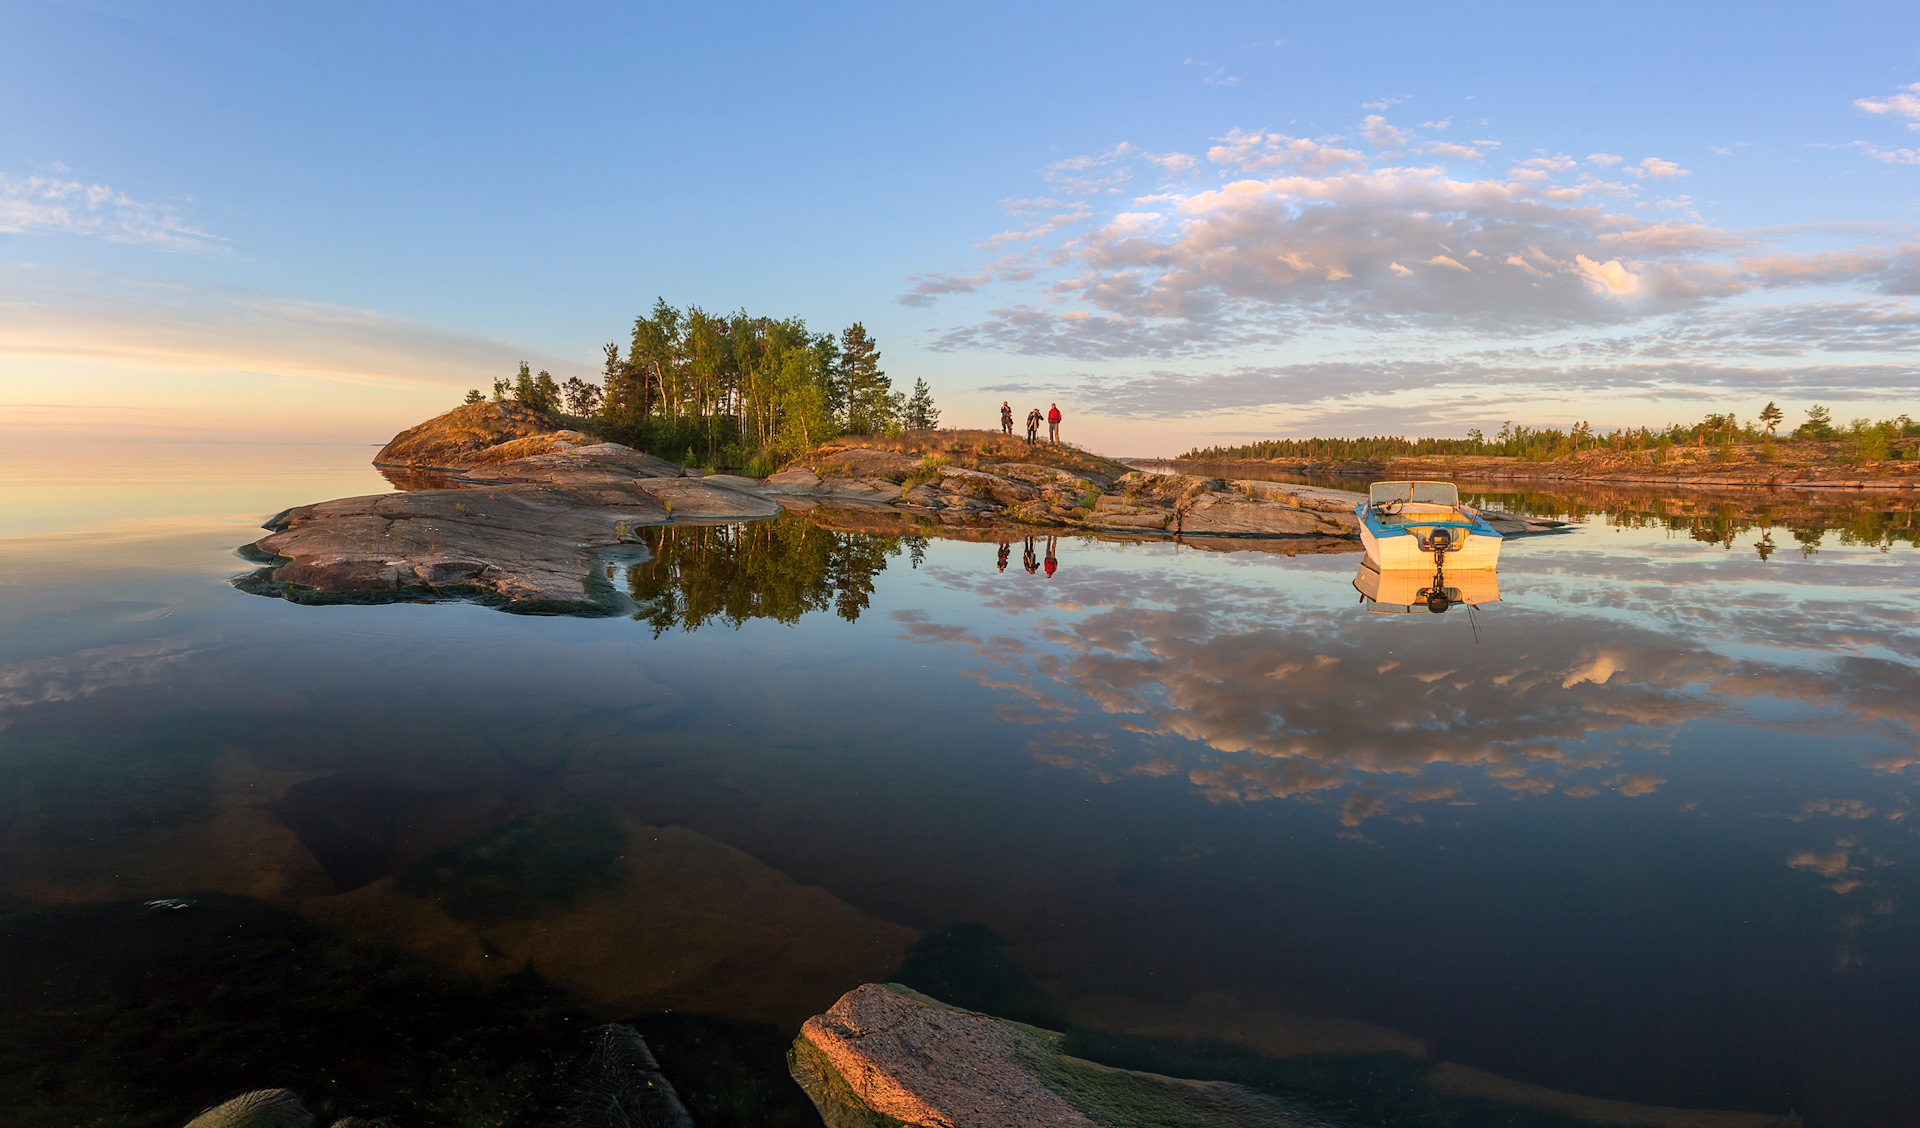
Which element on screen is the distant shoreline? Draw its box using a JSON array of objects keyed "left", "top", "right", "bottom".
[{"left": 1132, "top": 456, "right": 1920, "bottom": 493}]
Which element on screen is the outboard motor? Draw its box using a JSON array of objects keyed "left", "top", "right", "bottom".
[{"left": 1425, "top": 528, "right": 1453, "bottom": 613}]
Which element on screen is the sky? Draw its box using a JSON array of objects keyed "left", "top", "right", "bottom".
[{"left": 3, "top": 0, "right": 1920, "bottom": 454}]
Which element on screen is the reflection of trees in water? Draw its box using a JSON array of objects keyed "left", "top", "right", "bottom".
[
  {"left": 1460, "top": 486, "right": 1920, "bottom": 552},
  {"left": 622, "top": 513, "right": 912, "bottom": 634}
]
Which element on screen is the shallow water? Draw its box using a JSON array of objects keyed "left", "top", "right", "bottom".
[{"left": 3, "top": 443, "right": 1918, "bottom": 1126}]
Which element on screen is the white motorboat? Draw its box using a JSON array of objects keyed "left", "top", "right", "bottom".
[{"left": 1355, "top": 481, "right": 1503, "bottom": 572}]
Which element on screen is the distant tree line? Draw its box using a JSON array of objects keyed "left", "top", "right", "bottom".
[
  {"left": 1180, "top": 403, "right": 1920, "bottom": 465},
  {"left": 462, "top": 299, "right": 939, "bottom": 473}
]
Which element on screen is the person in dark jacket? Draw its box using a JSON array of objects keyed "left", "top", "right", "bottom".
[
  {"left": 996, "top": 542, "right": 1010, "bottom": 572},
  {"left": 1022, "top": 536, "right": 1040, "bottom": 574},
  {"left": 1025, "top": 408, "right": 1042, "bottom": 446},
  {"left": 1047, "top": 403, "right": 1062, "bottom": 444},
  {"left": 1000, "top": 401, "right": 1014, "bottom": 435}
]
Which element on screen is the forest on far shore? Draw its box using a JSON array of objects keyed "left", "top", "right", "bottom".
[
  {"left": 465, "top": 299, "right": 938, "bottom": 475},
  {"left": 1180, "top": 404, "right": 1920, "bottom": 466}
]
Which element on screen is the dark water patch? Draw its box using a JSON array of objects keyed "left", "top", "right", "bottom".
[
  {"left": 889, "top": 921, "right": 1065, "bottom": 1030},
  {"left": 620, "top": 1012, "right": 821, "bottom": 1128},
  {"left": 270, "top": 774, "right": 508, "bottom": 894},
  {"left": 1064, "top": 1031, "right": 1585, "bottom": 1128},
  {"left": 0, "top": 894, "right": 593, "bottom": 1128},
  {"left": 395, "top": 801, "right": 626, "bottom": 924},
  {"left": 0, "top": 726, "right": 218, "bottom": 847}
]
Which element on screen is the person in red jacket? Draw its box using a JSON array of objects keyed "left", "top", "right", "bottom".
[
  {"left": 1047, "top": 403, "right": 1062, "bottom": 444},
  {"left": 1043, "top": 536, "right": 1058, "bottom": 578}
]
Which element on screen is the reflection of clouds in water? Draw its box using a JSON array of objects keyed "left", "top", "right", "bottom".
[
  {"left": 908, "top": 548, "right": 1920, "bottom": 832},
  {"left": 0, "top": 641, "right": 198, "bottom": 726},
  {"left": 1784, "top": 837, "right": 1897, "bottom": 896}
]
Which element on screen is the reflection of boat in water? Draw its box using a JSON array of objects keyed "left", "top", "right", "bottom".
[
  {"left": 1356, "top": 481, "right": 1502, "bottom": 571},
  {"left": 1353, "top": 560, "right": 1500, "bottom": 614}
]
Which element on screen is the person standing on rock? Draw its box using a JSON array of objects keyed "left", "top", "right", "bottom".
[
  {"left": 1026, "top": 408, "right": 1042, "bottom": 446},
  {"left": 1047, "top": 403, "right": 1062, "bottom": 445},
  {"left": 1000, "top": 401, "right": 1014, "bottom": 436}
]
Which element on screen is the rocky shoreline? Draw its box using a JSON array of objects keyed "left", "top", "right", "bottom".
[{"left": 234, "top": 407, "right": 1568, "bottom": 615}]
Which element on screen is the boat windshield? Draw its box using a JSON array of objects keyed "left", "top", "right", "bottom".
[
  {"left": 1369, "top": 481, "right": 1460, "bottom": 506},
  {"left": 1373, "top": 511, "right": 1477, "bottom": 529}
]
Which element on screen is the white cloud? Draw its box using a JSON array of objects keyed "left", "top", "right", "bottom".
[
  {"left": 908, "top": 123, "right": 1920, "bottom": 421},
  {"left": 1848, "top": 141, "right": 1920, "bottom": 165},
  {"left": 1206, "top": 129, "right": 1367, "bottom": 175},
  {"left": 1046, "top": 145, "right": 1138, "bottom": 194},
  {"left": 1633, "top": 157, "right": 1689, "bottom": 179},
  {"left": 1361, "top": 114, "right": 1413, "bottom": 148},
  {"left": 0, "top": 173, "right": 217, "bottom": 251},
  {"left": 1184, "top": 58, "right": 1239, "bottom": 87},
  {"left": 1424, "top": 142, "right": 1484, "bottom": 160},
  {"left": 1854, "top": 82, "right": 1920, "bottom": 128},
  {"left": 1361, "top": 94, "right": 1410, "bottom": 111}
]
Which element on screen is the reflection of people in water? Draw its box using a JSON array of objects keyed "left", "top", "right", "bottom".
[
  {"left": 997, "top": 542, "right": 1010, "bottom": 572},
  {"left": 1022, "top": 537, "right": 1040, "bottom": 574},
  {"left": 1044, "top": 536, "right": 1058, "bottom": 578}
]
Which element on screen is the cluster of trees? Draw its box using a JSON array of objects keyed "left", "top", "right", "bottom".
[
  {"left": 1180, "top": 403, "right": 1920, "bottom": 464},
  {"left": 463, "top": 300, "right": 939, "bottom": 472}
]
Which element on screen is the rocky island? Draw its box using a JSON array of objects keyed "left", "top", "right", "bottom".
[{"left": 236, "top": 403, "right": 1565, "bottom": 614}]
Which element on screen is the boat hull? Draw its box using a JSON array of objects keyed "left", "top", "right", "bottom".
[
  {"left": 1359, "top": 524, "right": 1502, "bottom": 570},
  {"left": 1355, "top": 497, "right": 1503, "bottom": 572}
]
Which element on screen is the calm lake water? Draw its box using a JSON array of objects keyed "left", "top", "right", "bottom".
[{"left": 3, "top": 442, "right": 1918, "bottom": 1127}]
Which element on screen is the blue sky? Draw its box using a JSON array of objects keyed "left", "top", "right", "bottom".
[{"left": 4, "top": 0, "right": 1919, "bottom": 451}]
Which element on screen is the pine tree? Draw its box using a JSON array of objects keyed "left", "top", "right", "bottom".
[
  {"left": 839, "top": 323, "right": 892, "bottom": 434},
  {"left": 463, "top": 389, "right": 484, "bottom": 405},
  {"left": 1796, "top": 404, "right": 1835, "bottom": 439},
  {"left": 1758, "top": 401, "right": 1784, "bottom": 435},
  {"left": 903, "top": 378, "right": 939, "bottom": 430},
  {"left": 533, "top": 370, "right": 561, "bottom": 413}
]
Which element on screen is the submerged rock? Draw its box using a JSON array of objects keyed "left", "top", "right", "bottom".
[
  {"left": 547, "top": 1024, "right": 694, "bottom": 1128},
  {"left": 788, "top": 983, "right": 1327, "bottom": 1128},
  {"left": 184, "top": 1090, "right": 313, "bottom": 1128}
]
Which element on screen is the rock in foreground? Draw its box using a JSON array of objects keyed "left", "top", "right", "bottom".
[{"left": 789, "top": 984, "right": 1325, "bottom": 1128}]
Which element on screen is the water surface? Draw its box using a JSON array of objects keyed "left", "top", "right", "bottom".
[{"left": 2, "top": 443, "right": 1917, "bottom": 1126}]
